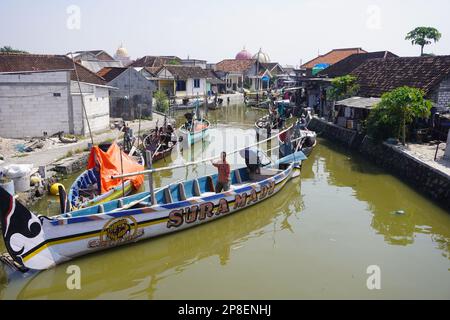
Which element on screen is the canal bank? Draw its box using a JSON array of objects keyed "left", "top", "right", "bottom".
[{"left": 308, "top": 117, "right": 450, "bottom": 211}]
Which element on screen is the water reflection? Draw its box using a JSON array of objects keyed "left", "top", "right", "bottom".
[
  {"left": 1, "top": 104, "right": 449, "bottom": 300},
  {"left": 0, "top": 179, "right": 303, "bottom": 300},
  {"left": 306, "top": 139, "right": 450, "bottom": 253}
]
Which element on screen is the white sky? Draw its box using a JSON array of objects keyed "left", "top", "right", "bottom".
[{"left": 0, "top": 0, "right": 449, "bottom": 66}]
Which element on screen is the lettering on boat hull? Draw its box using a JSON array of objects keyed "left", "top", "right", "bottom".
[{"left": 167, "top": 181, "right": 276, "bottom": 229}]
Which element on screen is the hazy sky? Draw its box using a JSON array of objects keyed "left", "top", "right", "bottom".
[{"left": 0, "top": 0, "right": 449, "bottom": 66}]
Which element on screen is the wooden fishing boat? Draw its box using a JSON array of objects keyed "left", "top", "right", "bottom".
[
  {"left": 278, "top": 125, "right": 317, "bottom": 158},
  {"left": 67, "top": 143, "right": 145, "bottom": 211},
  {"left": 0, "top": 152, "right": 304, "bottom": 271},
  {"left": 143, "top": 127, "right": 178, "bottom": 162},
  {"left": 178, "top": 113, "right": 210, "bottom": 145},
  {"left": 255, "top": 114, "right": 280, "bottom": 139}
]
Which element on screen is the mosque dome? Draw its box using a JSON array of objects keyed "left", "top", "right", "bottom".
[
  {"left": 253, "top": 49, "right": 270, "bottom": 63},
  {"left": 235, "top": 47, "right": 253, "bottom": 60},
  {"left": 115, "top": 45, "right": 129, "bottom": 58}
]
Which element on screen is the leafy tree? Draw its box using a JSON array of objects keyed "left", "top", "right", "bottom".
[
  {"left": 154, "top": 90, "right": 169, "bottom": 113},
  {"left": 167, "top": 59, "right": 180, "bottom": 65},
  {"left": 367, "top": 86, "right": 432, "bottom": 144},
  {"left": 405, "top": 27, "right": 442, "bottom": 56},
  {"left": 0, "top": 46, "right": 28, "bottom": 53},
  {"left": 328, "top": 75, "right": 359, "bottom": 101}
]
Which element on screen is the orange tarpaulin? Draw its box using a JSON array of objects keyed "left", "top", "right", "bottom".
[{"left": 87, "top": 143, "right": 144, "bottom": 194}]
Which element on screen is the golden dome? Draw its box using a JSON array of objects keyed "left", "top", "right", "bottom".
[
  {"left": 253, "top": 49, "right": 270, "bottom": 63},
  {"left": 115, "top": 45, "right": 129, "bottom": 58}
]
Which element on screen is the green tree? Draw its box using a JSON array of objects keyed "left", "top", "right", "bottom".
[
  {"left": 154, "top": 90, "right": 169, "bottom": 113},
  {"left": 0, "top": 46, "right": 28, "bottom": 53},
  {"left": 328, "top": 75, "right": 359, "bottom": 101},
  {"left": 367, "top": 86, "right": 432, "bottom": 144},
  {"left": 405, "top": 27, "right": 442, "bottom": 56}
]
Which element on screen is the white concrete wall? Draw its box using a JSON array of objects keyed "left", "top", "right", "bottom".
[
  {"left": 71, "top": 82, "right": 110, "bottom": 135},
  {"left": 0, "top": 71, "right": 71, "bottom": 138},
  {"left": 186, "top": 78, "right": 207, "bottom": 97}
]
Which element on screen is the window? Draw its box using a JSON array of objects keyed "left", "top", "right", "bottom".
[
  {"left": 53, "top": 93, "right": 61, "bottom": 97},
  {"left": 176, "top": 80, "right": 186, "bottom": 91},
  {"left": 194, "top": 79, "right": 200, "bottom": 88}
]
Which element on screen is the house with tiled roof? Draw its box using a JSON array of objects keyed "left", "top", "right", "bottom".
[
  {"left": 351, "top": 55, "right": 450, "bottom": 111},
  {"left": 0, "top": 53, "right": 112, "bottom": 138},
  {"left": 318, "top": 51, "right": 398, "bottom": 78},
  {"left": 301, "top": 48, "right": 367, "bottom": 74},
  {"left": 68, "top": 50, "right": 123, "bottom": 73},
  {"left": 331, "top": 55, "right": 450, "bottom": 131},
  {"left": 215, "top": 59, "right": 257, "bottom": 92},
  {"left": 130, "top": 56, "right": 182, "bottom": 68},
  {"left": 97, "top": 67, "right": 155, "bottom": 119},
  {"left": 156, "top": 65, "right": 212, "bottom": 98}
]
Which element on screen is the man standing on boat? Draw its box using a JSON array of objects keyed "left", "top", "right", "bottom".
[{"left": 211, "top": 152, "right": 231, "bottom": 193}]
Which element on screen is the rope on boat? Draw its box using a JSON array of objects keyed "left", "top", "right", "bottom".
[{"left": 111, "top": 124, "right": 294, "bottom": 179}]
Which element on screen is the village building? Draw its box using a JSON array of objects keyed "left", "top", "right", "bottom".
[
  {"left": 334, "top": 97, "right": 381, "bottom": 131},
  {"left": 318, "top": 51, "right": 398, "bottom": 78},
  {"left": 130, "top": 56, "right": 182, "bottom": 68},
  {"left": 215, "top": 59, "right": 254, "bottom": 93},
  {"left": 351, "top": 55, "right": 450, "bottom": 112},
  {"left": 0, "top": 53, "right": 111, "bottom": 138},
  {"left": 301, "top": 47, "right": 367, "bottom": 75},
  {"left": 155, "top": 65, "right": 211, "bottom": 98},
  {"left": 181, "top": 59, "right": 207, "bottom": 69},
  {"left": 69, "top": 50, "right": 124, "bottom": 73},
  {"left": 351, "top": 55, "right": 450, "bottom": 140},
  {"left": 97, "top": 67, "right": 155, "bottom": 120}
]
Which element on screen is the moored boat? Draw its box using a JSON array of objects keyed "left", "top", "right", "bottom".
[
  {"left": 0, "top": 150, "right": 305, "bottom": 272},
  {"left": 278, "top": 120, "right": 317, "bottom": 158},
  {"left": 178, "top": 112, "right": 210, "bottom": 145},
  {"left": 67, "top": 142, "right": 145, "bottom": 211}
]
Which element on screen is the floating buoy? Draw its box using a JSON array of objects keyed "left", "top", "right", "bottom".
[{"left": 50, "top": 183, "right": 64, "bottom": 196}]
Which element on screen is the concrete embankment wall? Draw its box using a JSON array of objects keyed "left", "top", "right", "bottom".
[{"left": 308, "top": 117, "right": 450, "bottom": 210}]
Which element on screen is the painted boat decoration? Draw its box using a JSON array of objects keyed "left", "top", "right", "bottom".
[
  {"left": 67, "top": 143, "right": 145, "bottom": 211},
  {"left": 178, "top": 113, "right": 210, "bottom": 145},
  {"left": 0, "top": 151, "right": 304, "bottom": 272}
]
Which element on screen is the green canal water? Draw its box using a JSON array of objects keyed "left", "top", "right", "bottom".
[{"left": 1, "top": 104, "right": 449, "bottom": 299}]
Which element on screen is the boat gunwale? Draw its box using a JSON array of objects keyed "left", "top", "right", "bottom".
[{"left": 46, "top": 165, "right": 292, "bottom": 224}]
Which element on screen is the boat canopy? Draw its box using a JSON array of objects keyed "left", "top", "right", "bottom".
[
  {"left": 87, "top": 142, "right": 144, "bottom": 194},
  {"left": 239, "top": 147, "right": 272, "bottom": 167}
]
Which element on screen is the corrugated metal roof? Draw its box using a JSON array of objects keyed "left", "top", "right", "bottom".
[{"left": 336, "top": 96, "right": 381, "bottom": 109}]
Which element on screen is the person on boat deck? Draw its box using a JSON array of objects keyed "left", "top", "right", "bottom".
[{"left": 211, "top": 152, "right": 231, "bottom": 193}]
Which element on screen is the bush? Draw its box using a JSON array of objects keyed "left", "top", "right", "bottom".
[
  {"left": 366, "top": 86, "right": 432, "bottom": 143},
  {"left": 154, "top": 90, "right": 169, "bottom": 113}
]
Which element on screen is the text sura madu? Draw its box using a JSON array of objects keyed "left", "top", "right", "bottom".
[{"left": 167, "top": 181, "right": 276, "bottom": 228}]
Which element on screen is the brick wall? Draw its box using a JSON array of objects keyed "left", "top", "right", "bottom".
[{"left": 0, "top": 71, "right": 71, "bottom": 138}]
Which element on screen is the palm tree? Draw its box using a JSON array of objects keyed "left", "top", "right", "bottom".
[{"left": 405, "top": 27, "right": 442, "bottom": 56}]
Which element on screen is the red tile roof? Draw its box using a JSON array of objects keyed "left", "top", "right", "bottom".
[
  {"left": 301, "top": 48, "right": 367, "bottom": 69},
  {"left": 351, "top": 55, "right": 450, "bottom": 97},
  {"left": 0, "top": 53, "right": 106, "bottom": 85},
  {"left": 215, "top": 59, "right": 256, "bottom": 73}
]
